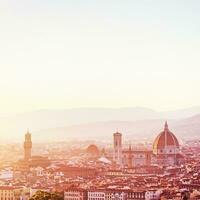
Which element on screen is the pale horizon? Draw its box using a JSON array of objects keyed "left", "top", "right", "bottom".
[{"left": 2, "top": 105, "right": 200, "bottom": 115}]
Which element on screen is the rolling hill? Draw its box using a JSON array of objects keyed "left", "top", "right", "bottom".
[{"left": 1, "top": 107, "right": 200, "bottom": 142}]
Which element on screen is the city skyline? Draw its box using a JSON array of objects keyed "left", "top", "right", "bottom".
[
  {"left": 1, "top": 1, "right": 200, "bottom": 113},
  {"left": 1, "top": 1, "right": 200, "bottom": 200},
  {"left": 0, "top": 119, "right": 199, "bottom": 200}
]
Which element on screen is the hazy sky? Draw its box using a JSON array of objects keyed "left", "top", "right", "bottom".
[{"left": 1, "top": 0, "right": 200, "bottom": 113}]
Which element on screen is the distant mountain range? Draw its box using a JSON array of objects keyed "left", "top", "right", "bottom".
[
  {"left": 1, "top": 107, "right": 200, "bottom": 142},
  {"left": 34, "top": 115, "right": 200, "bottom": 142}
]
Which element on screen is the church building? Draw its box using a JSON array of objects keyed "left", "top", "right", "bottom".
[
  {"left": 113, "top": 122, "right": 183, "bottom": 168},
  {"left": 113, "top": 132, "right": 152, "bottom": 168},
  {"left": 153, "top": 121, "right": 183, "bottom": 166}
]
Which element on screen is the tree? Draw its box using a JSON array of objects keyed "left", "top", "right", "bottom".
[{"left": 29, "top": 190, "right": 63, "bottom": 200}]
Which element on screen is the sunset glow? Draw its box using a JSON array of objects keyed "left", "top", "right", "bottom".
[{"left": 1, "top": 1, "right": 200, "bottom": 113}]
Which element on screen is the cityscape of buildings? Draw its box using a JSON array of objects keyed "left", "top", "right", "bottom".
[
  {"left": 0, "top": 122, "right": 199, "bottom": 199},
  {"left": 1, "top": 1, "right": 200, "bottom": 200}
]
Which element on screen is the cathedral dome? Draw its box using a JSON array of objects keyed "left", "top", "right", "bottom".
[
  {"left": 86, "top": 144, "right": 100, "bottom": 156},
  {"left": 153, "top": 122, "right": 179, "bottom": 153}
]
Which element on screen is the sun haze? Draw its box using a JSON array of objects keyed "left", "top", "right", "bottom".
[{"left": 0, "top": 0, "right": 200, "bottom": 113}]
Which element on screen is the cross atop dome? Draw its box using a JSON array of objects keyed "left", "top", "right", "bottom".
[{"left": 164, "top": 121, "right": 168, "bottom": 131}]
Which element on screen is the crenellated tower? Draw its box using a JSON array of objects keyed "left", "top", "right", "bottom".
[{"left": 24, "top": 130, "right": 32, "bottom": 161}]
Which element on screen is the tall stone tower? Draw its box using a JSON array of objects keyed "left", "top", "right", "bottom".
[
  {"left": 113, "top": 132, "right": 122, "bottom": 166},
  {"left": 128, "top": 144, "right": 132, "bottom": 168},
  {"left": 24, "top": 130, "right": 32, "bottom": 161}
]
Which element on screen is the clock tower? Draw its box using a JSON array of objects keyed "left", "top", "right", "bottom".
[{"left": 24, "top": 130, "right": 32, "bottom": 161}]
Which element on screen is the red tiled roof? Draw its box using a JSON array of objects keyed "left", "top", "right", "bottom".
[
  {"left": 0, "top": 186, "right": 14, "bottom": 190},
  {"left": 153, "top": 122, "right": 179, "bottom": 150}
]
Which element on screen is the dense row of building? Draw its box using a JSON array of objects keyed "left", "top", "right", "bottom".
[{"left": 64, "top": 188, "right": 146, "bottom": 200}]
